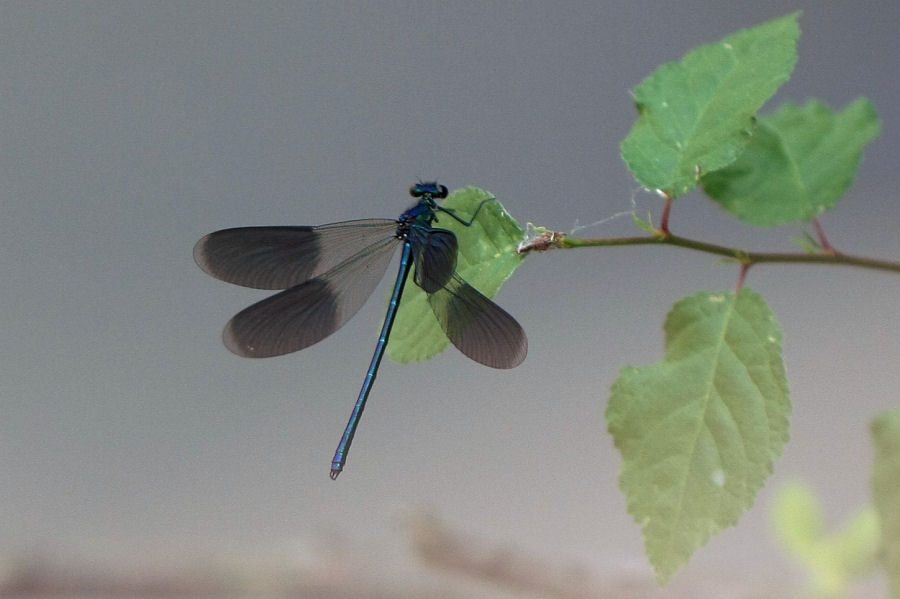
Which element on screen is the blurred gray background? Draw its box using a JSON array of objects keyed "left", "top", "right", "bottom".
[{"left": 2, "top": 1, "right": 898, "bottom": 590}]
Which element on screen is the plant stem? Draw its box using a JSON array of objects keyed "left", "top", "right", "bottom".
[
  {"left": 519, "top": 232, "right": 900, "bottom": 275},
  {"left": 811, "top": 217, "right": 836, "bottom": 254},
  {"left": 660, "top": 195, "right": 673, "bottom": 234}
]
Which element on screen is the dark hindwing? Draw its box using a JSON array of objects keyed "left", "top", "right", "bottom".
[
  {"left": 223, "top": 235, "right": 399, "bottom": 357},
  {"left": 410, "top": 227, "right": 457, "bottom": 293},
  {"left": 427, "top": 274, "right": 527, "bottom": 369}
]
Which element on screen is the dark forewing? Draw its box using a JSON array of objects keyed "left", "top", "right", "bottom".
[
  {"left": 427, "top": 274, "right": 527, "bottom": 369},
  {"left": 194, "top": 219, "right": 397, "bottom": 290},
  {"left": 410, "top": 227, "right": 457, "bottom": 293},
  {"left": 224, "top": 235, "right": 399, "bottom": 357}
]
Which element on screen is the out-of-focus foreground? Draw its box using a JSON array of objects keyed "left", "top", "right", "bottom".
[{"left": 0, "top": 511, "right": 884, "bottom": 598}]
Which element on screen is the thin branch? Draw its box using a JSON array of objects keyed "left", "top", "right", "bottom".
[
  {"left": 811, "top": 217, "right": 836, "bottom": 254},
  {"left": 659, "top": 193, "right": 673, "bottom": 235},
  {"left": 735, "top": 263, "right": 751, "bottom": 292},
  {"left": 518, "top": 230, "right": 900, "bottom": 275}
]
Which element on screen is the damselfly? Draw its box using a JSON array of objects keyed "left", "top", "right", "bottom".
[{"left": 194, "top": 183, "right": 527, "bottom": 478}]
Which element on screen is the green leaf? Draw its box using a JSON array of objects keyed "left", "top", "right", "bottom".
[
  {"left": 773, "top": 481, "right": 825, "bottom": 557},
  {"left": 607, "top": 289, "right": 791, "bottom": 583},
  {"left": 620, "top": 13, "right": 799, "bottom": 198},
  {"left": 387, "top": 187, "right": 526, "bottom": 363},
  {"left": 703, "top": 99, "right": 881, "bottom": 226},
  {"left": 793, "top": 230, "right": 823, "bottom": 254},
  {"left": 821, "top": 509, "right": 881, "bottom": 593},
  {"left": 632, "top": 211, "right": 658, "bottom": 234},
  {"left": 773, "top": 482, "right": 880, "bottom": 597},
  {"left": 872, "top": 410, "right": 900, "bottom": 598}
]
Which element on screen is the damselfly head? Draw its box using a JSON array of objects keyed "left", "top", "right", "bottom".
[{"left": 409, "top": 182, "right": 448, "bottom": 199}]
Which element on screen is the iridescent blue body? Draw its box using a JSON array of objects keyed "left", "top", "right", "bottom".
[{"left": 194, "top": 183, "right": 527, "bottom": 478}]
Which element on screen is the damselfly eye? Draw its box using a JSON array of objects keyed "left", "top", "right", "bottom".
[{"left": 409, "top": 182, "right": 448, "bottom": 199}]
